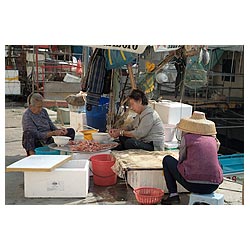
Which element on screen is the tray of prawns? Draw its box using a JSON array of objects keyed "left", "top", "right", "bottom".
[{"left": 48, "top": 140, "right": 118, "bottom": 154}]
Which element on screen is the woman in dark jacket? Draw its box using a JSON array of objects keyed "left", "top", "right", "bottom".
[{"left": 22, "top": 93, "right": 75, "bottom": 156}]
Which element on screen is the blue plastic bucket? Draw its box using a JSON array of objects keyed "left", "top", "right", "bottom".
[
  {"left": 86, "top": 97, "right": 109, "bottom": 132},
  {"left": 35, "top": 146, "right": 60, "bottom": 155}
]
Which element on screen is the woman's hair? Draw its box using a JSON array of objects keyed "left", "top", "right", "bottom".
[
  {"left": 128, "top": 89, "right": 148, "bottom": 105},
  {"left": 28, "top": 93, "right": 44, "bottom": 106}
]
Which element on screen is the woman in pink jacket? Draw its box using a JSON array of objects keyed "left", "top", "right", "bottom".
[{"left": 161, "top": 111, "right": 223, "bottom": 205}]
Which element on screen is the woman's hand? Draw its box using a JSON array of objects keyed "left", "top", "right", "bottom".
[
  {"left": 53, "top": 129, "right": 67, "bottom": 136},
  {"left": 59, "top": 128, "right": 68, "bottom": 135},
  {"left": 108, "top": 129, "right": 120, "bottom": 138}
]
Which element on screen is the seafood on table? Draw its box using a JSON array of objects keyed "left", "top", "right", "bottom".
[{"left": 67, "top": 140, "right": 118, "bottom": 152}]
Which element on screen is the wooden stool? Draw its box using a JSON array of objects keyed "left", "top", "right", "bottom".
[{"left": 189, "top": 192, "right": 224, "bottom": 205}]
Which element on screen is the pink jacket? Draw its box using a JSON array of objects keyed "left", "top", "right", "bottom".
[{"left": 177, "top": 133, "right": 223, "bottom": 184}]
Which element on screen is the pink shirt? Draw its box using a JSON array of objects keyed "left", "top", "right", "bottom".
[{"left": 177, "top": 133, "right": 223, "bottom": 184}]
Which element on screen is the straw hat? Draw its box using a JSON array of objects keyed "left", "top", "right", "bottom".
[{"left": 177, "top": 111, "right": 217, "bottom": 135}]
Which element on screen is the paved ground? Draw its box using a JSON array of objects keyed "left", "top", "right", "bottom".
[{"left": 5, "top": 101, "right": 243, "bottom": 205}]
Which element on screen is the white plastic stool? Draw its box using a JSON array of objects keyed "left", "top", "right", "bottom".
[{"left": 189, "top": 192, "right": 224, "bottom": 205}]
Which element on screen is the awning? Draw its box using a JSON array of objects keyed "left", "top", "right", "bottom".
[
  {"left": 90, "top": 45, "right": 182, "bottom": 54},
  {"left": 90, "top": 45, "right": 147, "bottom": 54},
  {"left": 153, "top": 45, "right": 181, "bottom": 52}
]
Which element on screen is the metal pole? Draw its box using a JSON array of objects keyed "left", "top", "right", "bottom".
[
  {"left": 32, "top": 46, "right": 35, "bottom": 93},
  {"left": 107, "top": 70, "right": 115, "bottom": 130},
  {"left": 229, "top": 50, "right": 235, "bottom": 103},
  {"left": 83, "top": 46, "right": 89, "bottom": 77},
  {"left": 179, "top": 54, "right": 187, "bottom": 103},
  {"left": 35, "top": 46, "right": 40, "bottom": 92}
]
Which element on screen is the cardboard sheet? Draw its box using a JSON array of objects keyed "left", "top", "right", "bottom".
[
  {"left": 112, "top": 149, "right": 179, "bottom": 170},
  {"left": 6, "top": 155, "right": 72, "bottom": 172}
]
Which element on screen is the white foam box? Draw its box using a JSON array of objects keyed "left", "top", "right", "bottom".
[
  {"left": 70, "top": 111, "right": 87, "bottom": 131},
  {"left": 63, "top": 73, "right": 81, "bottom": 83},
  {"left": 24, "top": 159, "right": 89, "bottom": 198},
  {"left": 127, "top": 169, "right": 188, "bottom": 193},
  {"left": 155, "top": 100, "right": 193, "bottom": 125},
  {"left": 5, "top": 69, "right": 19, "bottom": 80},
  {"left": 26, "top": 51, "right": 45, "bottom": 62},
  {"left": 5, "top": 81, "right": 21, "bottom": 95},
  {"left": 57, "top": 108, "right": 70, "bottom": 124}
]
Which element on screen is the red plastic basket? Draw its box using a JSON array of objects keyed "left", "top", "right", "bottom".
[{"left": 133, "top": 187, "right": 164, "bottom": 205}]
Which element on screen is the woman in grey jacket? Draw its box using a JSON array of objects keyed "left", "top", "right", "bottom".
[{"left": 109, "top": 89, "right": 165, "bottom": 151}]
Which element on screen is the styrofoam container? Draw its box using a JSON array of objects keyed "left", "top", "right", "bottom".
[
  {"left": 5, "top": 69, "right": 19, "bottom": 80},
  {"left": 57, "top": 108, "right": 70, "bottom": 124},
  {"left": 164, "top": 124, "right": 176, "bottom": 142},
  {"left": 70, "top": 111, "right": 87, "bottom": 131},
  {"left": 71, "top": 151, "right": 111, "bottom": 160},
  {"left": 5, "top": 70, "right": 21, "bottom": 95},
  {"left": 155, "top": 100, "right": 193, "bottom": 125},
  {"left": 24, "top": 160, "right": 89, "bottom": 198},
  {"left": 68, "top": 104, "right": 86, "bottom": 112},
  {"left": 63, "top": 73, "right": 81, "bottom": 83},
  {"left": 5, "top": 81, "right": 21, "bottom": 95},
  {"left": 127, "top": 169, "right": 188, "bottom": 193}
]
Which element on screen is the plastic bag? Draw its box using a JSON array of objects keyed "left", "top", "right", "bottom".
[
  {"left": 105, "top": 49, "right": 136, "bottom": 70},
  {"left": 137, "top": 72, "right": 155, "bottom": 94}
]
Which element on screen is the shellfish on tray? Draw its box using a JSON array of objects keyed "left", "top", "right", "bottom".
[{"left": 67, "top": 140, "right": 118, "bottom": 152}]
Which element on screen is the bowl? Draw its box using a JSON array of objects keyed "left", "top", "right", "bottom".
[
  {"left": 92, "top": 132, "right": 111, "bottom": 143},
  {"left": 52, "top": 136, "right": 71, "bottom": 146}
]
